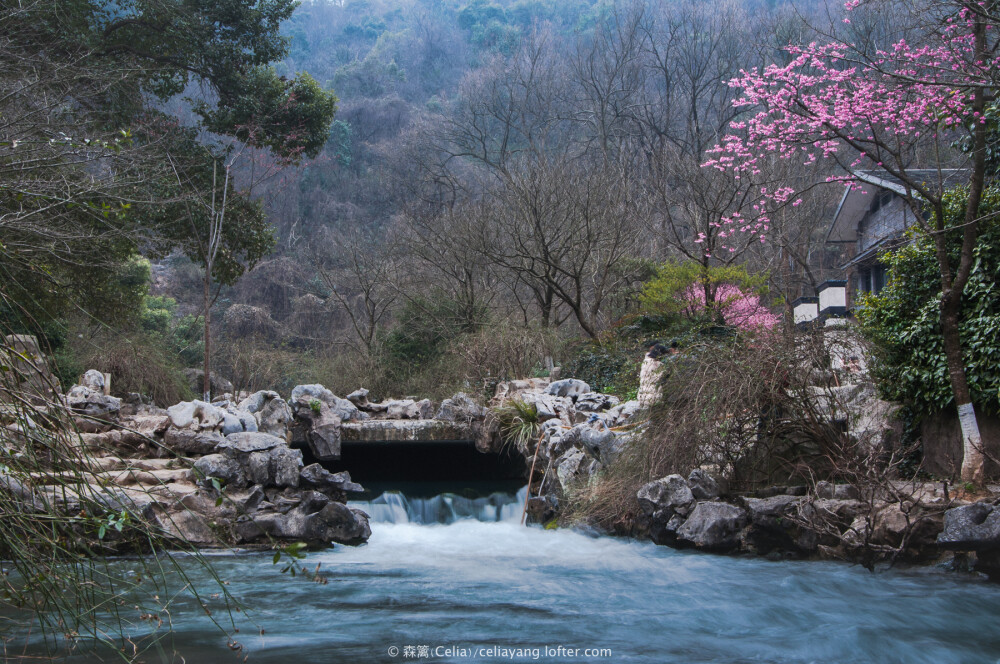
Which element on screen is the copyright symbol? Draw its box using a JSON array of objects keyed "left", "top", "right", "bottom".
[{"left": 388, "top": 646, "right": 399, "bottom": 657}]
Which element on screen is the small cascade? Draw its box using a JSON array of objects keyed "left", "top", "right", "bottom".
[{"left": 350, "top": 487, "right": 528, "bottom": 524}]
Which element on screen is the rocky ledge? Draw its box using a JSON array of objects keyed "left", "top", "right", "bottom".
[
  {"left": 6, "top": 368, "right": 372, "bottom": 550},
  {"left": 496, "top": 376, "right": 1000, "bottom": 579}
]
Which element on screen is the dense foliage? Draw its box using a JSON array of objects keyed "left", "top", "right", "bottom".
[
  {"left": 0, "top": 0, "right": 334, "bottom": 388},
  {"left": 859, "top": 188, "right": 1000, "bottom": 416}
]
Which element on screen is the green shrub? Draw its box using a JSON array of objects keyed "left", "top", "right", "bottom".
[
  {"left": 493, "top": 399, "right": 541, "bottom": 454},
  {"left": 858, "top": 187, "right": 1000, "bottom": 417}
]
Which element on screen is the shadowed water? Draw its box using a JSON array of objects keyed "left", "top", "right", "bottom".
[{"left": 18, "top": 489, "right": 1000, "bottom": 663}]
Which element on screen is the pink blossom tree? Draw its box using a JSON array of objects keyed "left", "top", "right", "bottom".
[
  {"left": 682, "top": 283, "right": 781, "bottom": 331},
  {"left": 704, "top": 0, "right": 998, "bottom": 482}
]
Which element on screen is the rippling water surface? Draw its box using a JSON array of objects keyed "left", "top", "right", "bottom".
[{"left": 33, "top": 489, "right": 1000, "bottom": 663}]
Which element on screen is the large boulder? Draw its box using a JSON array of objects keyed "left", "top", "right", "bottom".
[
  {"left": 235, "top": 492, "right": 371, "bottom": 545},
  {"left": 870, "top": 503, "right": 943, "bottom": 552},
  {"left": 346, "top": 388, "right": 371, "bottom": 408},
  {"left": 162, "top": 428, "right": 224, "bottom": 456},
  {"left": 578, "top": 427, "right": 620, "bottom": 465},
  {"left": 520, "top": 392, "right": 570, "bottom": 423},
  {"left": 289, "top": 387, "right": 347, "bottom": 460},
  {"left": 937, "top": 502, "right": 1000, "bottom": 551},
  {"left": 687, "top": 469, "right": 721, "bottom": 500},
  {"left": 220, "top": 407, "right": 258, "bottom": 436},
  {"left": 238, "top": 390, "right": 292, "bottom": 440},
  {"left": 296, "top": 405, "right": 342, "bottom": 461},
  {"left": 299, "top": 463, "right": 365, "bottom": 498},
  {"left": 385, "top": 399, "right": 434, "bottom": 420},
  {"left": 290, "top": 384, "right": 361, "bottom": 422},
  {"left": 601, "top": 400, "right": 641, "bottom": 428},
  {"left": 546, "top": 379, "right": 591, "bottom": 399},
  {"left": 1, "top": 334, "right": 62, "bottom": 405},
  {"left": 436, "top": 393, "right": 486, "bottom": 422},
  {"left": 65, "top": 372, "right": 121, "bottom": 420},
  {"left": 637, "top": 475, "right": 695, "bottom": 517},
  {"left": 193, "top": 454, "right": 245, "bottom": 489},
  {"left": 554, "top": 448, "right": 597, "bottom": 494},
  {"left": 166, "top": 400, "right": 227, "bottom": 432},
  {"left": 208, "top": 432, "right": 304, "bottom": 489},
  {"left": 741, "top": 494, "right": 810, "bottom": 554},
  {"left": 80, "top": 369, "right": 106, "bottom": 392},
  {"left": 574, "top": 392, "right": 620, "bottom": 413},
  {"left": 676, "top": 502, "right": 748, "bottom": 551}
]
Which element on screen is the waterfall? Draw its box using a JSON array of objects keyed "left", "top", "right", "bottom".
[{"left": 350, "top": 487, "right": 528, "bottom": 525}]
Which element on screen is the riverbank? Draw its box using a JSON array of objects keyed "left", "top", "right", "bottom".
[
  {"left": 488, "top": 376, "right": 1000, "bottom": 579},
  {"left": 5, "top": 331, "right": 999, "bottom": 577},
  {"left": 14, "top": 488, "right": 1000, "bottom": 664}
]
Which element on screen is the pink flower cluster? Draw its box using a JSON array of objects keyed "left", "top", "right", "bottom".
[
  {"left": 683, "top": 284, "right": 780, "bottom": 331},
  {"left": 701, "top": 1, "right": 990, "bottom": 251}
]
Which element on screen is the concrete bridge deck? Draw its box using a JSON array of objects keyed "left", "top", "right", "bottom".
[{"left": 340, "top": 419, "right": 475, "bottom": 445}]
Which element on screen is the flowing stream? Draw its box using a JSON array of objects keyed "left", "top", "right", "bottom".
[{"left": 23, "top": 488, "right": 1000, "bottom": 663}]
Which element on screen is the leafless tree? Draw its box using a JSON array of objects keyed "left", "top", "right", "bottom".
[{"left": 314, "top": 227, "right": 400, "bottom": 355}]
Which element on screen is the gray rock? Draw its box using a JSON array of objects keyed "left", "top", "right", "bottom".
[
  {"left": 645, "top": 510, "right": 686, "bottom": 545},
  {"left": 546, "top": 379, "right": 591, "bottom": 399},
  {"left": 815, "top": 482, "right": 859, "bottom": 500},
  {"left": 554, "top": 448, "right": 596, "bottom": 493},
  {"left": 66, "top": 385, "right": 121, "bottom": 419},
  {"left": 162, "top": 428, "right": 224, "bottom": 455},
  {"left": 436, "top": 393, "right": 486, "bottom": 422},
  {"left": 637, "top": 475, "right": 695, "bottom": 517},
  {"left": 687, "top": 469, "right": 720, "bottom": 500},
  {"left": 574, "top": 392, "right": 621, "bottom": 413},
  {"left": 155, "top": 510, "right": 219, "bottom": 545},
  {"left": 385, "top": 399, "right": 422, "bottom": 419},
  {"left": 166, "top": 400, "right": 226, "bottom": 431},
  {"left": 217, "top": 431, "right": 287, "bottom": 454},
  {"left": 80, "top": 369, "right": 105, "bottom": 392},
  {"left": 744, "top": 494, "right": 802, "bottom": 522},
  {"left": 290, "top": 384, "right": 361, "bottom": 422},
  {"left": 193, "top": 454, "right": 245, "bottom": 489},
  {"left": 300, "top": 463, "right": 364, "bottom": 494},
  {"left": 815, "top": 481, "right": 835, "bottom": 498},
  {"left": 579, "top": 427, "right": 618, "bottom": 464},
  {"left": 603, "top": 400, "right": 640, "bottom": 427},
  {"left": 308, "top": 411, "right": 342, "bottom": 461},
  {"left": 237, "top": 392, "right": 292, "bottom": 439},
  {"left": 346, "top": 388, "right": 370, "bottom": 407},
  {"left": 237, "top": 390, "right": 279, "bottom": 414},
  {"left": 212, "top": 432, "right": 302, "bottom": 488},
  {"left": 270, "top": 446, "right": 302, "bottom": 488},
  {"left": 317, "top": 503, "right": 372, "bottom": 544},
  {"left": 937, "top": 502, "right": 1000, "bottom": 551},
  {"left": 240, "top": 499, "right": 371, "bottom": 545},
  {"left": 741, "top": 494, "right": 808, "bottom": 554},
  {"left": 521, "top": 392, "right": 569, "bottom": 422},
  {"left": 221, "top": 410, "right": 257, "bottom": 436},
  {"left": 834, "top": 484, "right": 860, "bottom": 500},
  {"left": 246, "top": 451, "right": 271, "bottom": 485},
  {"left": 290, "top": 383, "right": 334, "bottom": 405},
  {"left": 797, "top": 498, "right": 863, "bottom": 531},
  {"left": 676, "top": 502, "right": 747, "bottom": 550}
]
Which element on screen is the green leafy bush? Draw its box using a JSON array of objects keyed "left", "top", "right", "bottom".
[{"left": 858, "top": 187, "right": 1000, "bottom": 416}]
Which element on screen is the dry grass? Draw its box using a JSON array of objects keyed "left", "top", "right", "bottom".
[
  {"left": 564, "top": 328, "right": 897, "bottom": 532},
  {"left": 76, "top": 334, "right": 192, "bottom": 406}
]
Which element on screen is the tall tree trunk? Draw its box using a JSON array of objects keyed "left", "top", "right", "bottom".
[
  {"left": 943, "top": 4, "right": 988, "bottom": 484},
  {"left": 203, "top": 273, "right": 211, "bottom": 403}
]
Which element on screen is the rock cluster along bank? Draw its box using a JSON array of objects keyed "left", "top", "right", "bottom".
[
  {"left": 497, "top": 376, "right": 1000, "bottom": 578},
  {"left": 6, "top": 365, "right": 372, "bottom": 549}
]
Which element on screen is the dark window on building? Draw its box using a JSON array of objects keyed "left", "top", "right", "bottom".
[{"left": 858, "top": 265, "right": 888, "bottom": 295}]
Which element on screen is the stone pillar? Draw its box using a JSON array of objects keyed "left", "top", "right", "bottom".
[{"left": 792, "top": 296, "right": 819, "bottom": 326}]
